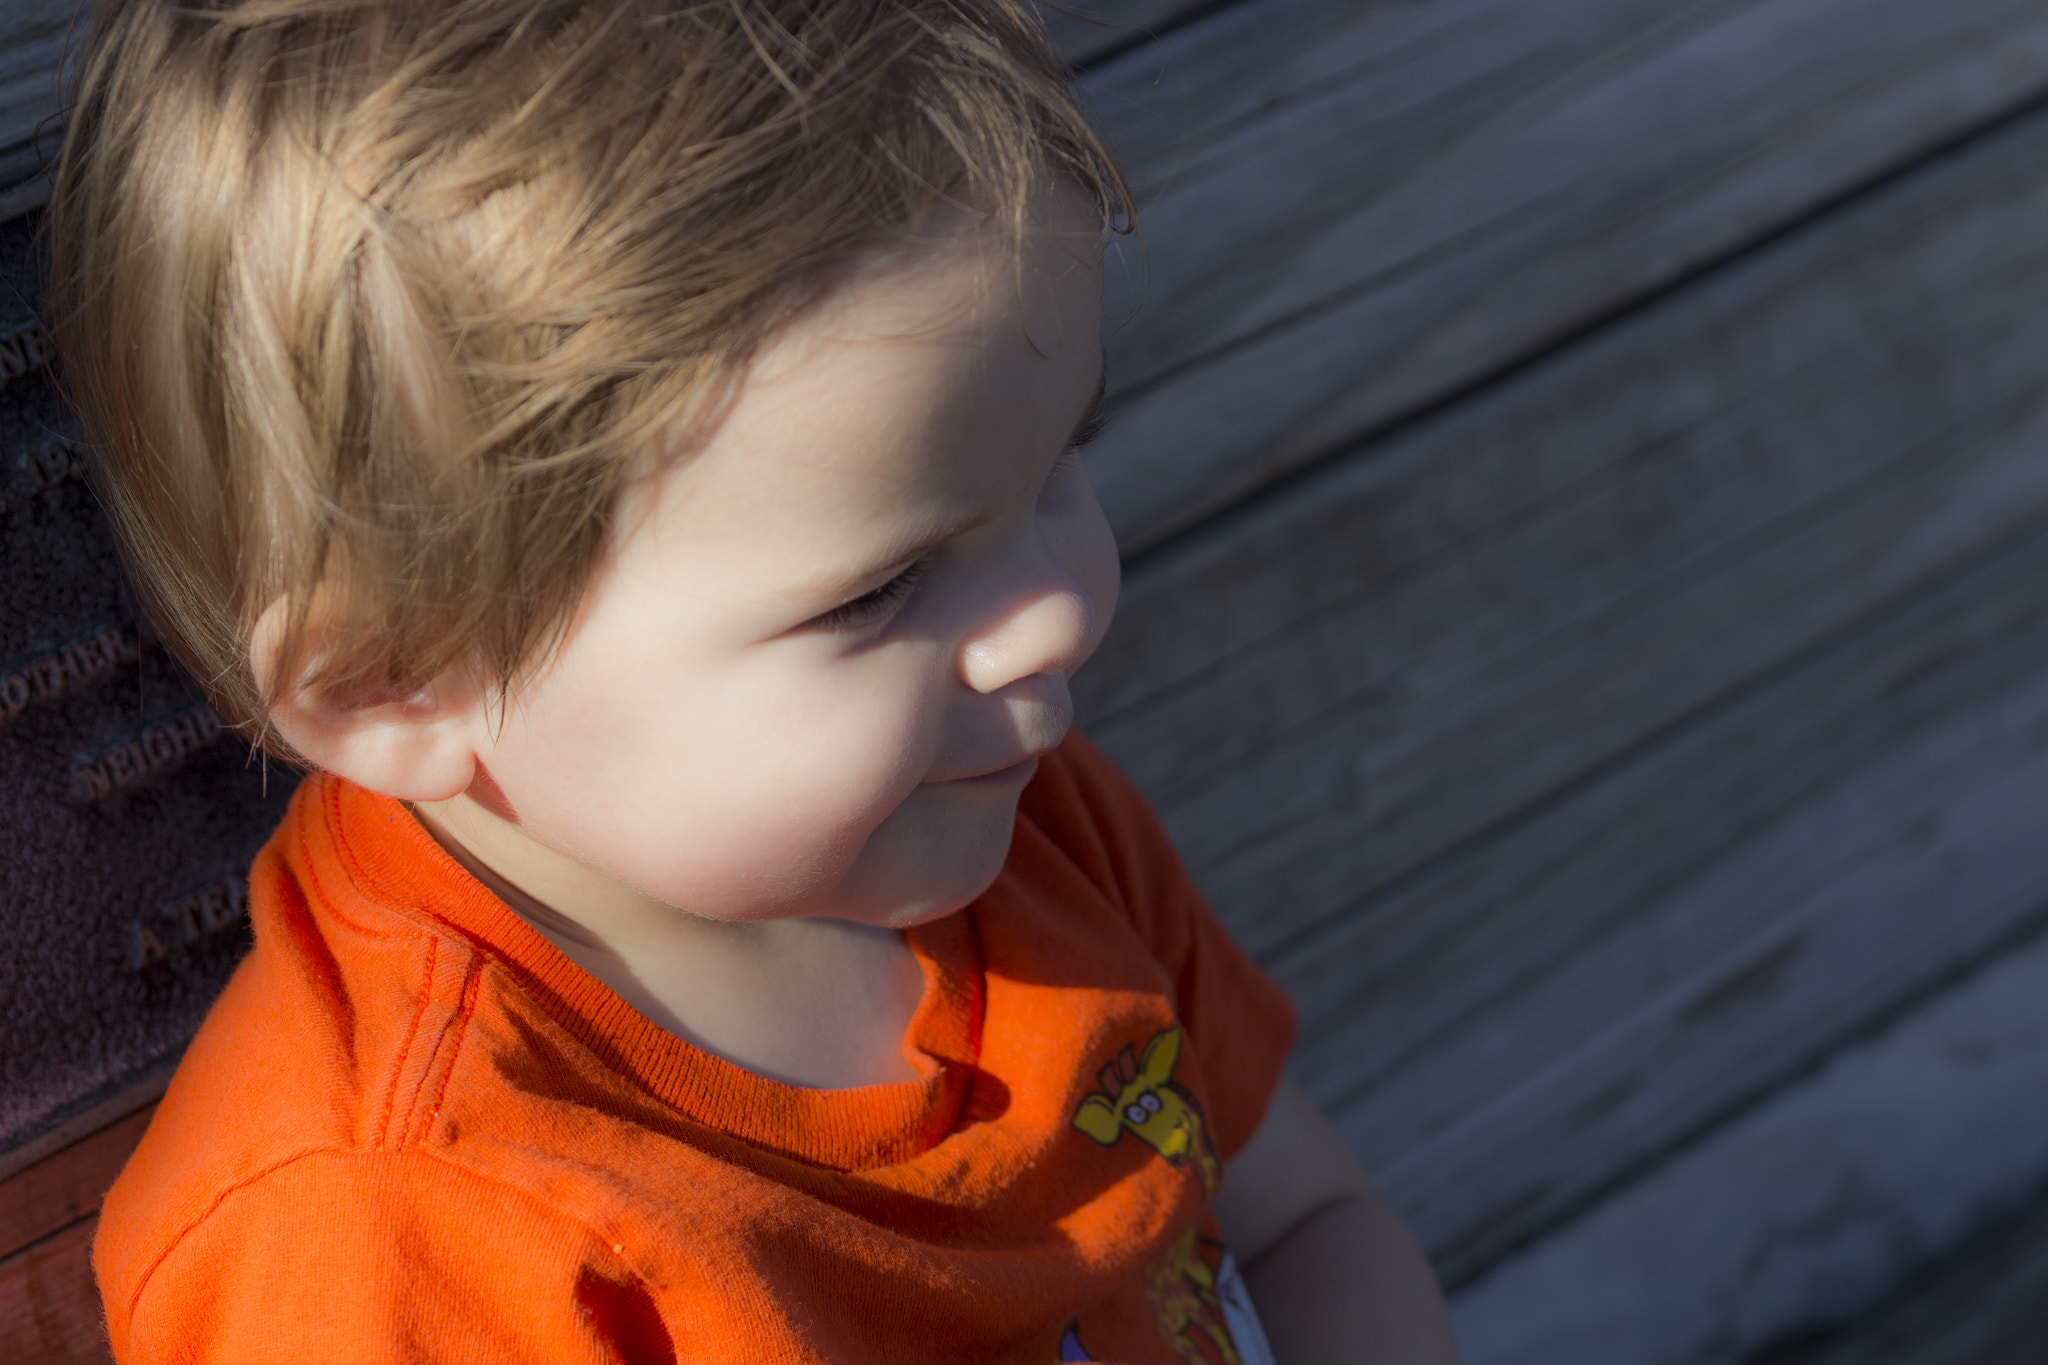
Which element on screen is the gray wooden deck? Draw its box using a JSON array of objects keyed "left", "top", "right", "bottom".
[
  {"left": 6, "top": 1, "right": 2048, "bottom": 1361},
  {"left": 1060, "top": 0, "right": 2048, "bottom": 1358}
]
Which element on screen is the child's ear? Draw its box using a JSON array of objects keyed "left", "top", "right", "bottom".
[{"left": 249, "top": 598, "right": 485, "bottom": 803}]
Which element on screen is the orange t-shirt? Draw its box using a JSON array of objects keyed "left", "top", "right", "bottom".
[{"left": 95, "top": 732, "right": 1297, "bottom": 1364}]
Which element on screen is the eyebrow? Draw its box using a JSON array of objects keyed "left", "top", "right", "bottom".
[{"left": 794, "top": 348, "right": 1109, "bottom": 605}]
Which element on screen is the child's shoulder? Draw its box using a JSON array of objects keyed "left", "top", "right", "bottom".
[
  {"left": 94, "top": 774, "right": 635, "bottom": 1336},
  {"left": 97, "top": 780, "right": 530, "bottom": 1230}
]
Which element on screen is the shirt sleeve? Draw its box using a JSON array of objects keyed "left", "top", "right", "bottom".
[
  {"left": 1029, "top": 731, "right": 1299, "bottom": 1164},
  {"left": 107, "top": 1148, "right": 673, "bottom": 1365}
]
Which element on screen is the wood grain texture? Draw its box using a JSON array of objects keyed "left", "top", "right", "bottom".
[
  {"left": 0, "top": 1106, "right": 152, "bottom": 1262},
  {"left": 0, "top": 1068, "right": 172, "bottom": 1188},
  {"left": 1277, "top": 503, "right": 2048, "bottom": 1136},
  {"left": 0, "top": 1218, "right": 110, "bottom": 1365},
  {"left": 1076, "top": 0, "right": 2048, "bottom": 550},
  {"left": 1081, "top": 89, "right": 2048, "bottom": 960},
  {"left": 1066, "top": 60, "right": 2048, "bottom": 1288},
  {"left": 1757, "top": 1180, "right": 2048, "bottom": 1365},
  {"left": 1449, "top": 923, "right": 2048, "bottom": 1365},
  {"left": 0, "top": 0, "right": 82, "bottom": 203},
  {"left": 1039, "top": 0, "right": 1222, "bottom": 69},
  {"left": 1335, "top": 523, "right": 2048, "bottom": 1281}
]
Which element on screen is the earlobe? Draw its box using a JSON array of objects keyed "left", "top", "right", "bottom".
[
  {"left": 250, "top": 598, "right": 485, "bottom": 802},
  {"left": 267, "top": 686, "right": 483, "bottom": 802}
]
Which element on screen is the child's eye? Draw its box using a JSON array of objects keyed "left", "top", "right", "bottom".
[
  {"left": 1042, "top": 433, "right": 1095, "bottom": 496},
  {"left": 1041, "top": 447, "right": 1083, "bottom": 494},
  {"left": 809, "top": 559, "right": 927, "bottom": 631},
  {"left": 1041, "top": 410, "right": 1104, "bottom": 494}
]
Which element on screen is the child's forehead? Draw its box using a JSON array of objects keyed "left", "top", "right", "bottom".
[
  {"left": 618, "top": 210, "right": 1104, "bottom": 586},
  {"left": 767, "top": 194, "right": 1104, "bottom": 366}
]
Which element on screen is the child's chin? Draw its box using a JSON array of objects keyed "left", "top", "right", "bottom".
[
  {"left": 818, "top": 787, "right": 1023, "bottom": 925},
  {"left": 867, "top": 842, "right": 1015, "bottom": 928}
]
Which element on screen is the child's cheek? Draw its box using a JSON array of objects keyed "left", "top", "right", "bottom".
[{"left": 581, "top": 648, "right": 939, "bottom": 916}]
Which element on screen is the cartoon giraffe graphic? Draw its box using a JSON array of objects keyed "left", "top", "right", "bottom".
[
  {"left": 1143, "top": 1225, "right": 1245, "bottom": 1365},
  {"left": 1071, "top": 1027, "right": 1277, "bottom": 1365},
  {"left": 1070, "top": 1025, "right": 1221, "bottom": 1193}
]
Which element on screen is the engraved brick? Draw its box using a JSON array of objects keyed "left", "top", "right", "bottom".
[
  {"left": 126, "top": 876, "right": 253, "bottom": 972},
  {"left": 165, "top": 897, "right": 200, "bottom": 945},
  {"left": 196, "top": 881, "right": 249, "bottom": 933},
  {"left": 0, "top": 432, "right": 86, "bottom": 515},
  {"left": 25, "top": 433, "right": 82, "bottom": 487},
  {"left": 126, "top": 921, "right": 171, "bottom": 971},
  {"left": 0, "top": 320, "right": 52, "bottom": 383},
  {"left": 33, "top": 649, "right": 76, "bottom": 694},
  {"left": 69, "top": 705, "right": 226, "bottom": 802},
  {"left": 1, "top": 624, "right": 144, "bottom": 725},
  {"left": 104, "top": 742, "right": 141, "bottom": 787}
]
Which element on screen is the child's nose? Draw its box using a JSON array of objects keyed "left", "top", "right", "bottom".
[{"left": 959, "top": 583, "right": 1096, "bottom": 694}]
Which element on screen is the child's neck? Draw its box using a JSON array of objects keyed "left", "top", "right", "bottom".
[{"left": 412, "top": 800, "right": 928, "bottom": 1090}]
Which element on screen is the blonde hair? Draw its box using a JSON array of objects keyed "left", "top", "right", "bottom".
[{"left": 49, "top": 0, "right": 1126, "bottom": 747}]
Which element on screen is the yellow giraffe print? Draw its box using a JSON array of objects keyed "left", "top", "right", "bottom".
[{"left": 1070, "top": 1026, "right": 1220, "bottom": 1193}]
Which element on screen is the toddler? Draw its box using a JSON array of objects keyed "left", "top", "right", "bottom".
[{"left": 51, "top": 0, "right": 1457, "bottom": 1360}]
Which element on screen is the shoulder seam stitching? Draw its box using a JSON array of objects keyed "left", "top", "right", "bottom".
[
  {"left": 376, "top": 933, "right": 437, "bottom": 1149},
  {"left": 121, "top": 1144, "right": 643, "bottom": 1323},
  {"left": 413, "top": 949, "right": 485, "bottom": 1146}
]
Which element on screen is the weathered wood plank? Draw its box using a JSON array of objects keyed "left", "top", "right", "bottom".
[
  {"left": 1065, "top": 63, "right": 2048, "bottom": 1290},
  {"left": 0, "top": 1106, "right": 151, "bottom": 1263},
  {"left": 0, "top": 0, "right": 82, "bottom": 216},
  {"left": 1340, "top": 526, "right": 2048, "bottom": 1281},
  {"left": 0, "top": 1097, "right": 153, "bottom": 1364},
  {"left": 1080, "top": 90, "right": 2048, "bottom": 961},
  {"left": 1176, "top": 380, "right": 2048, "bottom": 961},
  {"left": 0, "top": 1217, "right": 108, "bottom": 1365},
  {"left": 1039, "top": 0, "right": 1224, "bottom": 69},
  {"left": 1279, "top": 508, "right": 2048, "bottom": 1157},
  {"left": 1079, "top": 9, "right": 2048, "bottom": 723},
  {"left": 1760, "top": 1179, "right": 2048, "bottom": 1365},
  {"left": 1448, "top": 923, "right": 2048, "bottom": 1365},
  {"left": 1077, "top": 0, "right": 2048, "bottom": 550},
  {"left": 1111, "top": 103, "right": 2048, "bottom": 1279},
  {"left": 0, "top": 1068, "right": 170, "bottom": 1190}
]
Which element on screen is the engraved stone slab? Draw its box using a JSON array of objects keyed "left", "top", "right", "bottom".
[{"left": 0, "top": 213, "right": 297, "bottom": 1154}]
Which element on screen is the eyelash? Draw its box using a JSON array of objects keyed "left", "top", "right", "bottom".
[
  {"left": 812, "top": 558, "right": 929, "bottom": 630},
  {"left": 1043, "top": 415, "right": 1104, "bottom": 486},
  {"left": 810, "top": 415, "right": 1101, "bottom": 633}
]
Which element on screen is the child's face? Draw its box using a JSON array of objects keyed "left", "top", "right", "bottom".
[{"left": 428, "top": 191, "right": 1116, "bottom": 929}]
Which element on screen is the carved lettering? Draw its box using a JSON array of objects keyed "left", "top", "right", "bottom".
[
  {"left": 27, "top": 432, "right": 83, "bottom": 486},
  {"left": 0, "top": 431, "right": 89, "bottom": 516},
  {"left": 0, "top": 624, "right": 142, "bottom": 726},
  {"left": 70, "top": 704, "right": 225, "bottom": 802},
  {"left": 128, "top": 920, "right": 171, "bottom": 971},
  {"left": 126, "top": 876, "right": 250, "bottom": 970},
  {"left": 0, "top": 321, "right": 53, "bottom": 385}
]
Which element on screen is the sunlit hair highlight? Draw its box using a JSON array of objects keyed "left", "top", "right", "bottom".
[{"left": 48, "top": 0, "right": 1127, "bottom": 752}]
